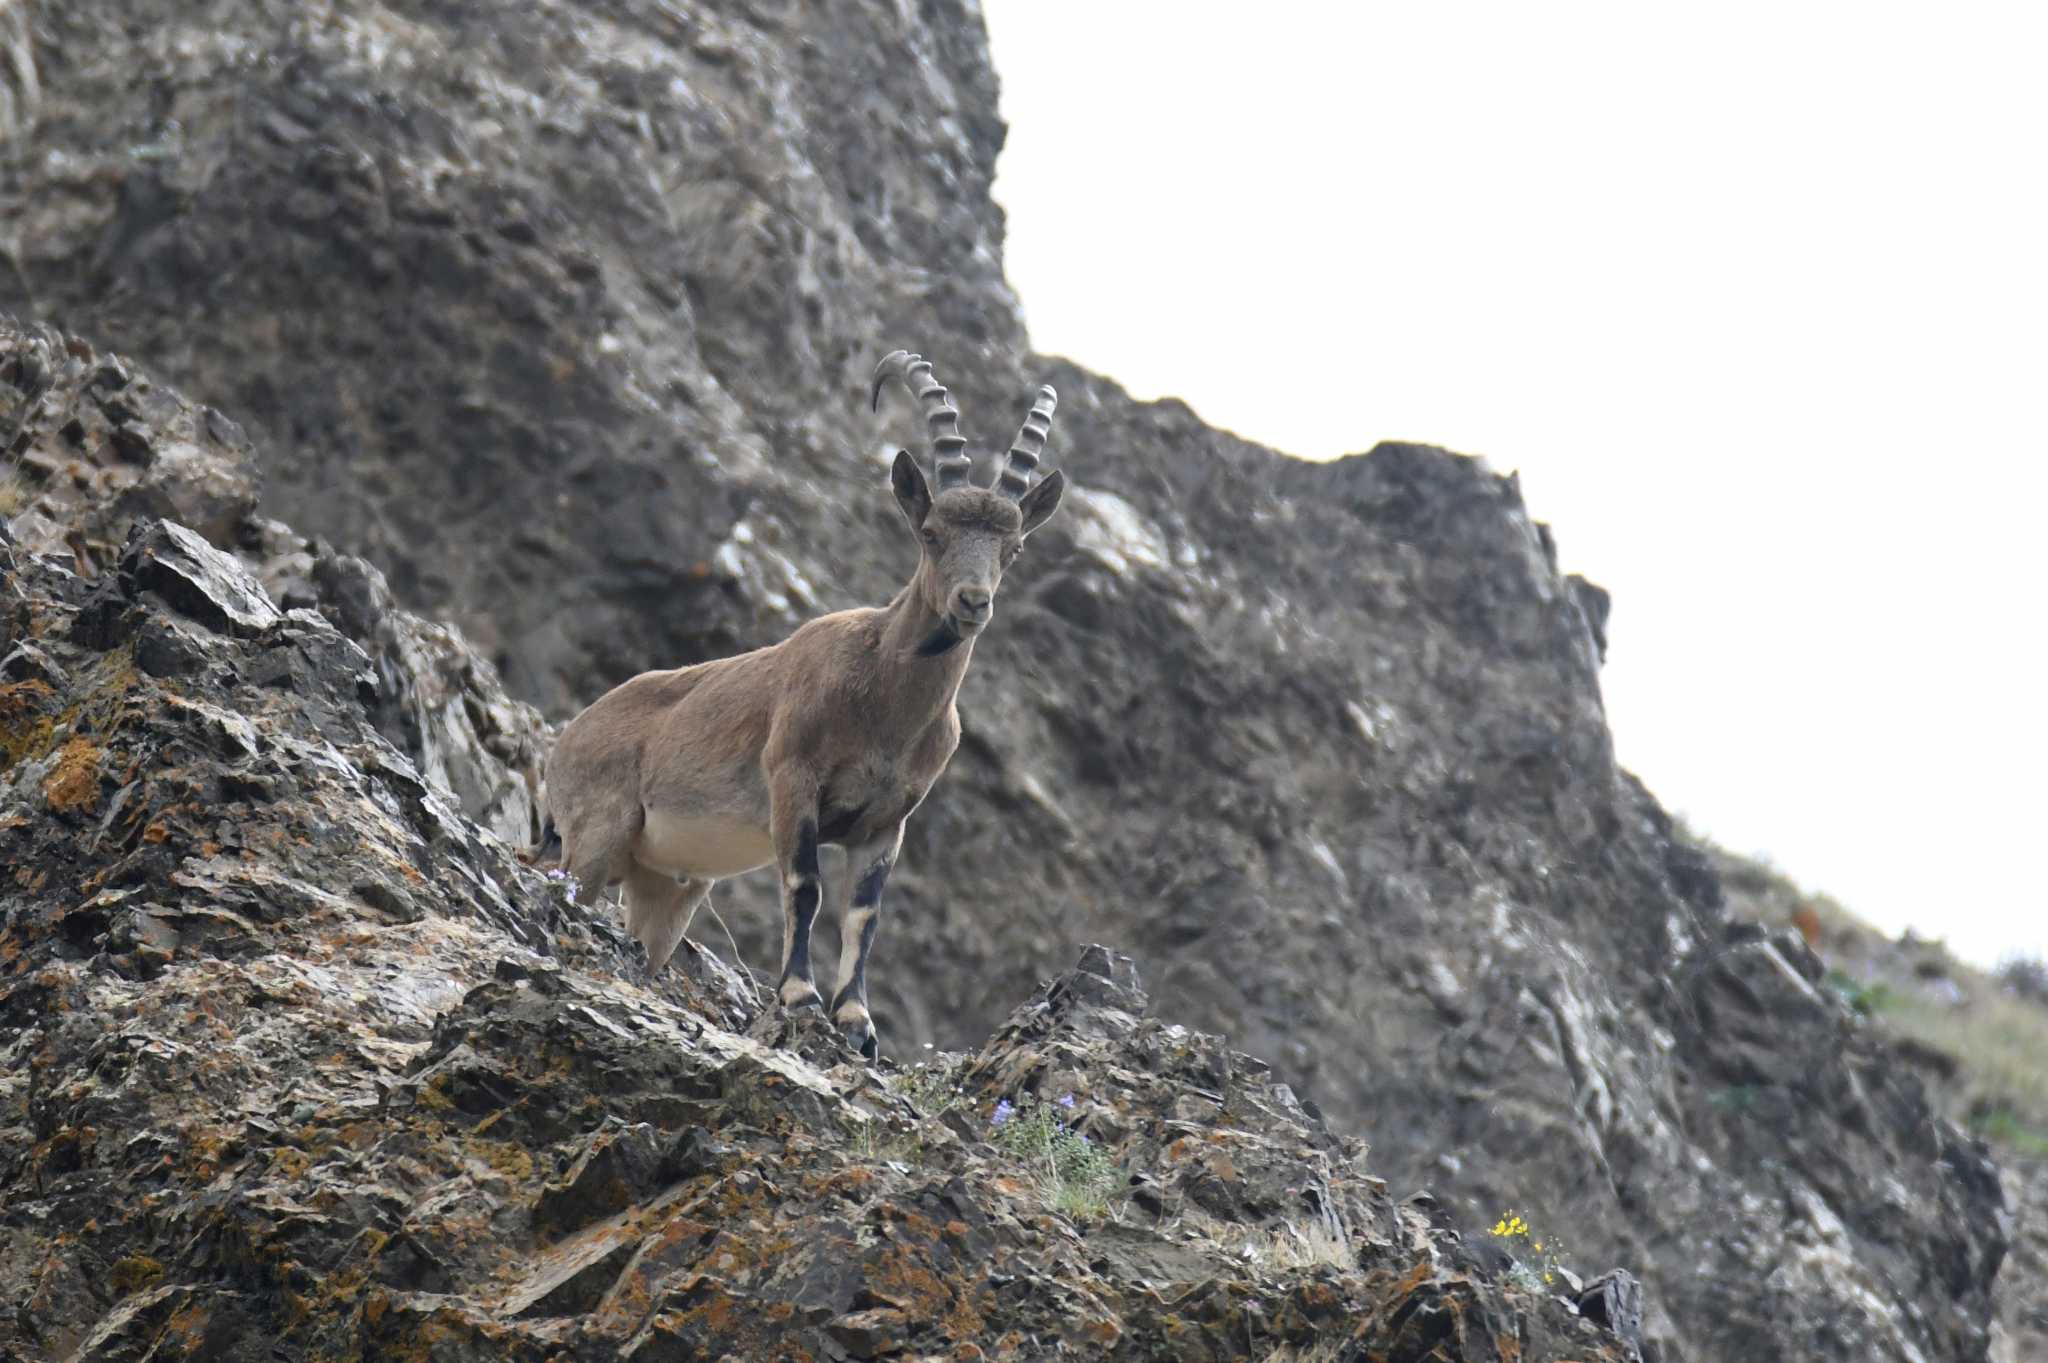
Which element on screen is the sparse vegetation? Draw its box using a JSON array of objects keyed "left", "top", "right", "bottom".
[
  {"left": 1996, "top": 952, "right": 2048, "bottom": 1005},
  {"left": 889, "top": 1053, "right": 965, "bottom": 1125},
  {"left": 1823, "top": 969, "right": 1896, "bottom": 1016},
  {"left": 1259, "top": 1215, "right": 1354, "bottom": 1272},
  {"left": 1259, "top": 1340, "right": 1349, "bottom": 1363},
  {"left": 846, "top": 1054, "right": 968, "bottom": 1165},
  {"left": 989, "top": 1092, "right": 1122, "bottom": 1220},
  {"left": 1970, "top": 1104, "right": 2048, "bottom": 1159},
  {"left": 1203, "top": 1207, "right": 1356, "bottom": 1273},
  {"left": 1695, "top": 832, "right": 2048, "bottom": 1163},
  {"left": 1489, "top": 1210, "right": 1576, "bottom": 1291},
  {"left": 0, "top": 467, "right": 29, "bottom": 517},
  {"left": 1872, "top": 983, "right": 2048, "bottom": 1145}
]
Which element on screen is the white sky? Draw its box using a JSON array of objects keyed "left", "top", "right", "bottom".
[{"left": 981, "top": 1, "right": 2047, "bottom": 968}]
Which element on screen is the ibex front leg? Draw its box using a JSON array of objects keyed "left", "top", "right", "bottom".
[
  {"left": 831, "top": 823, "right": 903, "bottom": 1061},
  {"left": 768, "top": 766, "right": 826, "bottom": 1012}
]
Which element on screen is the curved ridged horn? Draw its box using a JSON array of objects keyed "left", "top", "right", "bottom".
[
  {"left": 871, "top": 350, "right": 973, "bottom": 492},
  {"left": 995, "top": 384, "right": 1057, "bottom": 500}
]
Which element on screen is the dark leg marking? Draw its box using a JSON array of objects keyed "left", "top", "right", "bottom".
[
  {"left": 783, "top": 882, "right": 822, "bottom": 1006},
  {"left": 851, "top": 858, "right": 891, "bottom": 908},
  {"left": 793, "top": 817, "right": 821, "bottom": 879},
  {"left": 780, "top": 817, "right": 823, "bottom": 1006}
]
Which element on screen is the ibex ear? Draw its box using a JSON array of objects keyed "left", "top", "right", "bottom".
[
  {"left": 891, "top": 450, "right": 931, "bottom": 528},
  {"left": 1017, "top": 468, "right": 1065, "bottom": 535}
]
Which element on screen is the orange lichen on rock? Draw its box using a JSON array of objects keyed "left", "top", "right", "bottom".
[
  {"left": 814, "top": 1166, "right": 878, "bottom": 1198},
  {"left": 0, "top": 679, "right": 58, "bottom": 765},
  {"left": 43, "top": 737, "right": 103, "bottom": 813},
  {"left": 670, "top": 1276, "right": 749, "bottom": 1341},
  {"left": 0, "top": 677, "right": 56, "bottom": 714},
  {"left": 870, "top": 1244, "right": 987, "bottom": 1339},
  {"left": 1391, "top": 1257, "right": 1441, "bottom": 1303},
  {"left": 164, "top": 1300, "right": 211, "bottom": 1350},
  {"left": 1077, "top": 1315, "right": 1121, "bottom": 1346}
]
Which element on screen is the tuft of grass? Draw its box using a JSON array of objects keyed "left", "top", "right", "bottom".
[
  {"left": 1823, "top": 969, "right": 1896, "bottom": 1016},
  {"left": 1263, "top": 1217, "right": 1354, "bottom": 1272},
  {"left": 1875, "top": 984, "right": 2048, "bottom": 1143},
  {"left": 989, "top": 1092, "right": 1122, "bottom": 1220},
  {"left": 890, "top": 1056, "right": 965, "bottom": 1124},
  {"left": 1692, "top": 831, "right": 2048, "bottom": 1161},
  {"left": 1260, "top": 1342, "right": 1348, "bottom": 1363},
  {"left": 1209, "top": 1215, "right": 1355, "bottom": 1274},
  {"left": 107, "top": 1255, "right": 166, "bottom": 1296},
  {"left": 845, "top": 1053, "right": 967, "bottom": 1166},
  {"left": 1970, "top": 1105, "right": 2048, "bottom": 1160},
  {"left": 0, "top": 467, "right": 29, "bottom": 517}
]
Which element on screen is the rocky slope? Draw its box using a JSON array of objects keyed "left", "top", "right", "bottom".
[
  {"left": 0, "top": 2, "right": 2017, "bottom": 1359},
  {"left": 1711, "top": 845, "right": 2048, "bottom": 1363},
  {"left": 0, "top": 324, "right": 1650, "bottom": 1362}
]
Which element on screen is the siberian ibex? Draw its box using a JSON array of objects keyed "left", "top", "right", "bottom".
[{"left": 539, "top": 351, "right": 1066, "bottom": 1059}]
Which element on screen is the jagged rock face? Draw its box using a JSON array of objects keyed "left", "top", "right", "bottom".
[
  {"left": 0, "top": 326, "right": 551, "bottom": 849},
  {"left": 0, "top": 6, "right": 2016, "bottom": 1362},
  {"left": 1997, "top": 1161, "right": 2048, "bottom": 1363},
  {"left": 0, "top": 483, "right": 1635, "bottom": 1360},
  {"left": 1709, "top": 844, "right": 2048, "bottom": 1363},
  {"left": 0, "top": 0, "right": 34, "bottom": 149},
  {"left": 3, "top": 0, "right": 1020, "bottom": 712}
]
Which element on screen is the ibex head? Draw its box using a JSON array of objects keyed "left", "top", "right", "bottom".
[{"left": 871, "top": 351, "right": 1066, "bottom": 656}]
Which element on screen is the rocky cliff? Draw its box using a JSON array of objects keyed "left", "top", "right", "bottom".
[
  {"left": 0, "top": 2, "right": 2016, "bottom": 1360},
  {"left": 0, "top": 323, "right": 1646, "bottom": 1363},
  {"left": 1710, "top": 844, "right": 2048, "bottom": 1363}
]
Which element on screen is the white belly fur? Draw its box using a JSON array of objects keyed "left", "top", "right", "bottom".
[{"left": 636, "top": 810, "right": 774, "bottom": 880}]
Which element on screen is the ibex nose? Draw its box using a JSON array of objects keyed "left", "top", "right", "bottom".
[{"left": 951, "top": 586, "right": 993, "bottom": 625}]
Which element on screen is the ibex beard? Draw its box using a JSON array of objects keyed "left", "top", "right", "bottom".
[{"left": 538, "top": 350, "right": 1066, "bottom": 1060}]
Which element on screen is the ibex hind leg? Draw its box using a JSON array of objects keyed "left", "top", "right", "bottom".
[{"left": 622, "top": 864, "right": 709, "bottom": 977}]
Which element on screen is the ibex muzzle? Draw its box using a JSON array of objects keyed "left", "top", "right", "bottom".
[{"left": 539, "top": 350, "right": 1066, "bottom": 1060}]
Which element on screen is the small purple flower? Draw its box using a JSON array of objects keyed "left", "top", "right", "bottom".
[
  {"left": 991, "top": 1099, "right": 1014, "bottom": 1127},
  {"left": 1058, "top": 1093, "right": 1076, "bottom": 1110}
]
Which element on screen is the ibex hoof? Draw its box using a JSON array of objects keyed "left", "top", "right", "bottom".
[
  {"left": 839, "top": 1016, "right": 879, "bottom": 1062},
  {"left": 780, "top": 986, "right": 825, "bottom": 1013}
]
